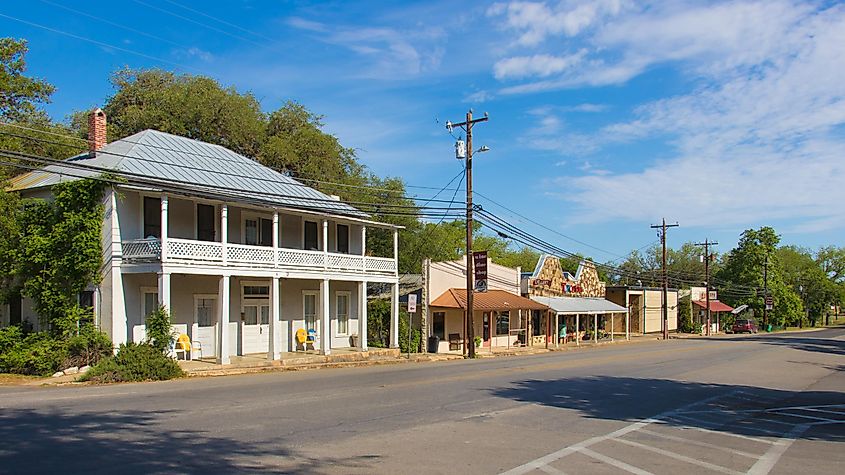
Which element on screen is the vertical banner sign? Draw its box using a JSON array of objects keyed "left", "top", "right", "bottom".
[
  {"left": 407, "top": 293, "right": 417, "bottom": 313},
  {"left": 474, "top": 251, "right": 488, "bottom": 292}
]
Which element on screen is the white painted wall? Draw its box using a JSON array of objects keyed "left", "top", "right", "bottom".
[{"left": 428, "top": 257, "right": 520, "bottom": 304}]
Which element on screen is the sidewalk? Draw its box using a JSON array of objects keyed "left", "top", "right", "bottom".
[{"left": 176, "top": 333, "right": 666, "bottom": 377}]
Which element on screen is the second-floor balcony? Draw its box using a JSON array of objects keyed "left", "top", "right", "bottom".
[
  {"left": 115, "top": 191, "right": 399, "bottom": 277},
  {"left": 121, "top": 237, "right": 396, "bottom": 275}
]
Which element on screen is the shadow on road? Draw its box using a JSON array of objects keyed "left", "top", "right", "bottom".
[
  {"left": 491, "top": 376, "right": 845, "bottom": 443},
  {"left": 701, "top": 332, "right": 845, "bottom": 357},
  {"left": 0, "top": 408, "right": 380, "bottom": 474}
]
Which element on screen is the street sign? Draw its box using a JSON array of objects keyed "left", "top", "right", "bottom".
[
  {"left": 473, "top": 251, "right": 488, "bottom": 292},
  {"left": 765, "top": 296, "right": 774, "bottom": 306},
  {"left": 708, "top": 290, "right": 718, "bottom": 300},
  {"left": 407, "top": 293, "right": 417, "bottom": 313}
]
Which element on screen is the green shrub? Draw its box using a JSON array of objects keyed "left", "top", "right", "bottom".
[
  {"left": 398, "top": 310, "right": 420, "bottom": 353},
  {"left": 0, "top": 327, "right": 66, "bottom": 376},
  {"left": 81, "top": 342, "right": 184, "bottom": 383},
  {"left": 63, "top": 324, "right": 113, "bottom": 368},
  {"left": 145, "top": 305, "right": 175, "bottom": 353}
]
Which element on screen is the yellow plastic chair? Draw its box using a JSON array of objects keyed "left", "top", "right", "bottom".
[
  {"left": 175, "top": 333, "right": 202, "bottom": 360},
  {"left": 295, "top": 328, "right": 315, "bottom": 352}
]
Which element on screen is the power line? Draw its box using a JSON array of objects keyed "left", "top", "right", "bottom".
[
  {"left": 0, "top": 127, "right": 462, "bottom": 206},
  {"left": 0, "top": 123, "right": 461, "bottom": 202},
  {"left": 0, "top": 12, "right": 208, "bottom": 74},
  {"left": 0, "top": 149, "right": 465, "bottom": 220},
  {"left": 130, "top": 0, "right": 265, "bottom": 47},
  {"left": 474, "top": 190, "right": 628, "bottom": 260},
  {"left": 161, "top": 0, "right": 277, "bottom": 42},
  {"left": 37, "top": 0, "right": 191, "bottom": 49}
]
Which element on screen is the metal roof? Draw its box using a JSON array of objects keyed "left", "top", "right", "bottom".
[
  {"left": 431, "top": 289, "right": 550, "bottom": 312},
  {"left": 531, "top": 296, "right": 627, "bottom": 315},
  {"left": 7, "top": 129, "right": 368, "bottom": 218}
]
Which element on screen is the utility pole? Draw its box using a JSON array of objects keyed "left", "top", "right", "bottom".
[
  {"left": 446, "top": 110, "right": 488, "bottom": 358},
  {"left": 651, "top": 218, "right": 679, "bottom": 340},
  {"left": 694, "top": 239, "right": 718, "bottom": 336}
]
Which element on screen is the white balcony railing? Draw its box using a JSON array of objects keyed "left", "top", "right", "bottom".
[{"left": 121, "top": 238, "right": 397, "bottom": 275}]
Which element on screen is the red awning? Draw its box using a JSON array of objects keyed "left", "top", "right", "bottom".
[{"left": 692, "top": 300, "right": 734, "bottom": 312}]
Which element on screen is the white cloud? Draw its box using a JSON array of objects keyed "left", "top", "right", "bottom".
[
  {"left": 493, "top": 50, "right": 586, "bottom": 79},
  {"left": 551, "top": 3, "right": 845, "bottom": 231},
  {"left": 287, "top": 18, "right": 445, "bottom": 78},
  {"left": 463, "top": 90, "right": 493, "bottom": 103},
  {"left": 488, "top": 0, "right": 630, "bottom": 46}
]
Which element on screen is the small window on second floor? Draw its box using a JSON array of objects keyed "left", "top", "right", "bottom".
[
  {"left": 336, "top": 224, "right": 349, "bottom": 254},
  {"left": 143, "top": 197, "right": 161, "bottom": 239},
  {"left": 304, "top": 221, "right": 319, "bottom": 251}
]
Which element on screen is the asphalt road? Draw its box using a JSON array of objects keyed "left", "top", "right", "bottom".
[{"left": 2, "top": 328, "right": 844, "bottom": 474}]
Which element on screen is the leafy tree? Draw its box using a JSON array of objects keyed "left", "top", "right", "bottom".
[
  {"left": 716, "top": 227, "right": 802, "bottom": 327},
  {"left": 0, "top": 37, "right": 83, "bottom": 175},
  {"left": 816, "top": 246, "right": 845, "bottom": 283},
  {"left": 0, "top": 38, "right": 54, "bottom": 122},
  {"left": 778, "top": 246, "right": 837, "bottom": 325},
  {"left": 101, "top": 68, "right": 265, "bottom": 157},
  {"left": 14, "top": 179, "right": 106, "bottom": 335}
]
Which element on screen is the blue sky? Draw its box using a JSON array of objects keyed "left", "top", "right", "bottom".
[{"left": 3, "top": 0, "right": 844, "bottom": 261}]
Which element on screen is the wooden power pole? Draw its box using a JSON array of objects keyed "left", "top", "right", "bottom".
[
  {"left": 695, "top": 239, "right": 718, "bottom": 336},
  {"left": 446, "top": 110, "right": 488, "bottom": 358},
  {"left": 651, "top": 218, "right": 679, "bottom": 340}
]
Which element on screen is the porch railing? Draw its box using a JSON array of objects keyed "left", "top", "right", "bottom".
[{"left": 121, "top": 238, "right": 397, "bottom": 275}]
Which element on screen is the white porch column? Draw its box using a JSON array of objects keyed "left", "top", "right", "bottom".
[
  {"left": 157, "top": 272, "right": 171, "bottom": 312},
  {"left": 555, "top": 313, "right": 559, "bottom": 348},
  {"left": 358, "top": 280, "right": 368, "bottom": 351},
  {"left": 361, "top": 226, "right": 367, "bottom": 272},
  {"left": 594, "top": 314, "right": 598, "bottom": 344},
  {"left": 220, "top": 204, "right": 228, "bottom": 265},
  {"left": 322, "top": 219, "right": 329, "bottom": 270},
  {"left": 320, "top": 279, "right": 331, "bottom": 355},
  {"left": 626, "top": 310, "right": 630, "bottom": 341},
  {"left": 576, "top": 314, "right": 580, "bottom": 347},
  {"left": 217, "top": 275, "right": 231, "bottom": 364},
  {"left": 272, "top": 211, "right": 279, "bottom": 268},
  {"left": 268, "top": 275, "right": 280, "bottom": 361},
  {"left": 393, "top": 229, "right": 399, "bottom": 276},
  {"left": 611, "top": 313, "right": 614, "bottom": 342},
  {"left": 389, "top": 281, "right": 399, "bottom": 348},
  {"left": 160, "top": 194, "right": 168, "bottom": 263}
]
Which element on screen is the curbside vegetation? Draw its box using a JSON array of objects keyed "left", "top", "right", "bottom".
[{"left": 80, "top": 305, "right": 184, "bottom": 384}]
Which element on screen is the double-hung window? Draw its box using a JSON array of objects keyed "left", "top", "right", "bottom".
[
  {"left": 303, "top": 292, "right": 318, "bottom": 331},
  {"left": 245, "top": 217, "right": 273, "bottom": 247},
  {"left": 336, "top": 292, "right": 350, "bottom": 335},
  {"left": 196, "top": 298, "right": 215, "bottom": 327}
]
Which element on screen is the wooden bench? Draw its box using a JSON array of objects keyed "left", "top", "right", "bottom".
[{"left": 448, "top": 333, "right": 463, "bottom": 351}]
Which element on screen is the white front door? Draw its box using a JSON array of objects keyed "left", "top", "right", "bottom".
[
  {"left": 242, "top": 284, "right": 271, "bottom": 354},
  {"left": 194, "top": 296, "right": 216, "bottom": 359}
]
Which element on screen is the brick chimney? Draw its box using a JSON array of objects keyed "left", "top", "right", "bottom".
[{"left": 88, "top": 108, "right": 107, "bottom": 152}]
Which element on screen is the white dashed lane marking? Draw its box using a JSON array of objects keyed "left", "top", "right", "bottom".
[{"left": 500, "top": 390, "right": 844, "bottom": 475}]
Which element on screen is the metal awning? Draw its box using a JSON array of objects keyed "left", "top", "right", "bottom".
[
  {"left": 692, "top": 300, "right": 734, "bottom": 312},
  {"left": 431, "top": 289, "right": 550, "bottom": 312},
  {"left": 531, "top": 296, "right": 627, "bottom": 315}
]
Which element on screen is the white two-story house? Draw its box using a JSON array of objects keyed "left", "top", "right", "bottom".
[{"left": 7, "top": 109, "right": 400, "bottom": 363}]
